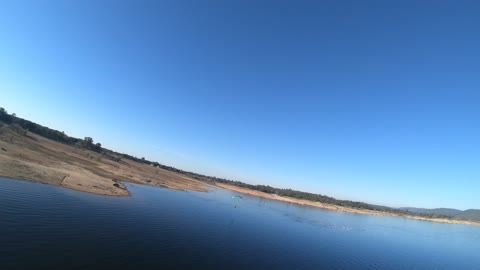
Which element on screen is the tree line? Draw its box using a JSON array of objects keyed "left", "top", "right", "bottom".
[{"left": 0, "top": 107, "right": 455, "bottom": 220}]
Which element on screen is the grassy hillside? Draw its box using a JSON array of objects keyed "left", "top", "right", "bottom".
[
  {"left": 1, "top": 106, "right": 478, "bottom": 224},
  {"left": 0, "top": 109, "right": 209, "bottom": 195}
]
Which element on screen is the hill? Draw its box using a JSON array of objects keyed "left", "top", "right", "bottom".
[
  {"left": 0, "top": 108, "right": 209, "bottom": 196},
  {"left": 400, "top": 208, "right": 480, "bottom": 222},
  {"left": 1, "top": 106, "right": 479, "bottom": 225}
]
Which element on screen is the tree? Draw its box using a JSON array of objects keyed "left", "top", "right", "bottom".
[
  {"left": 0, "top": 108, "right": 13, "bottom": 124},
  {"left": 94, "top": 142, "right": 102, "bottom": 151},
  {"left": 84, "top": 137, "right": 94, "bottom": 147}
]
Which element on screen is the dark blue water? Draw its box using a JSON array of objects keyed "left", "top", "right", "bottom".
[{"left": 1, "top": 177, "right": 480, "bottom": 270}]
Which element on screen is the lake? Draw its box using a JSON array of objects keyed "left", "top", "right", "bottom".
[{"left": 1, "top": 177, "right": 480, "bottom": 270}]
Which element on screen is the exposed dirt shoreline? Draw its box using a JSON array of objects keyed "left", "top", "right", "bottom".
[
  {"left": 214, "top": 183, "right": 480, "bottom": 226},
  {"left": 0, "top": 125, "right": 209, "bottom": 196},
  {"left": 1, "top": 124, "right": 478, "bottom": 226}
]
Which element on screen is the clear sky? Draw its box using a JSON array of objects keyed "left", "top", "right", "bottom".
[{"left": 1, "top": 1, "right": 479, "bottom": 209}]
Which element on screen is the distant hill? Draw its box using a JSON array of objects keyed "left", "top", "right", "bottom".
[
  {"left": 400, "top": 207, "right": 480, "bottom": 222},
  {"left": 456, "top": 210, "right": 480, "bottom": 222},
  {"left": 400, "top": 208, "right": 463, "bottom": 217}
]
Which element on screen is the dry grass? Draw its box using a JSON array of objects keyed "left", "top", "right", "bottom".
[
  {"left": 0, "top": 125, "right": 209, "bottom": 196},
  {"left": 3, "top": 124, "right": 475, "bottom": 226}
]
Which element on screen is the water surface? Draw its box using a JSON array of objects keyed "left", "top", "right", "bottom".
[{"left": 1, "top": 177, "right": 479, "bottom": 269}]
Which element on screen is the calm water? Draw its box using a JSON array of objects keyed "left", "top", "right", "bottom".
[{"left": 1, "top": 177, "right": 480, "bottom": 270}]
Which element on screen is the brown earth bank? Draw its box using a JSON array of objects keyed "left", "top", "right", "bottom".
[
  {"left": 0, "top": 125, "right": 209, "bottom": 196},
  {"left": 214, "top": 183, "right": 480, "bottom": 226},
  {"left": 1, "top": 124, "right": 478, "bottom": 226}
]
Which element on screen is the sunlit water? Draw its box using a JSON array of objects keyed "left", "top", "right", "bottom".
[{"left": 1, "top": 177, "right": 480, "bottom": 270}]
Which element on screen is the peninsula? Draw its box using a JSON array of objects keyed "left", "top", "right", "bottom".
[{"left": 0, "top": 107, "right": 478, "bottom": 226}]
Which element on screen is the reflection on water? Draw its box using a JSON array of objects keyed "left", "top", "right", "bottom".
[{"left": 1, "top": 177, "right": 480, "bottom": 270}]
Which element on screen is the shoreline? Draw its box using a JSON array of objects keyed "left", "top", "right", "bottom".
[
  {"left": 1, "top": 124, "right": 478, "bottom": 227},
  {"left": 2, "top": 168, "right": 479, "bottom": 227},
  {"left": 214, "top": 183, "right": 480, "bottom": 226},
  {"left": 0, "top": 125, "right": 209, "bottom": 196}
]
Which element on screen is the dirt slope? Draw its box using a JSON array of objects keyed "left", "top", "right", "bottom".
[{"left": 0, "top": 125, "right": 209, "bottom": 196}]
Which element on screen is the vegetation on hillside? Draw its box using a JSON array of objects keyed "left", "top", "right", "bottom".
[
  {"left": 402, "top": 208, "right": 480, "bottom": 222},
  {"left": 1, "top": 107, "right": 475, "bottom": 222}
]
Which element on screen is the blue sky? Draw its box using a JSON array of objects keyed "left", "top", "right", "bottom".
[{"left": 1, "top": 1, "right": 479, "bottom": 209}]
